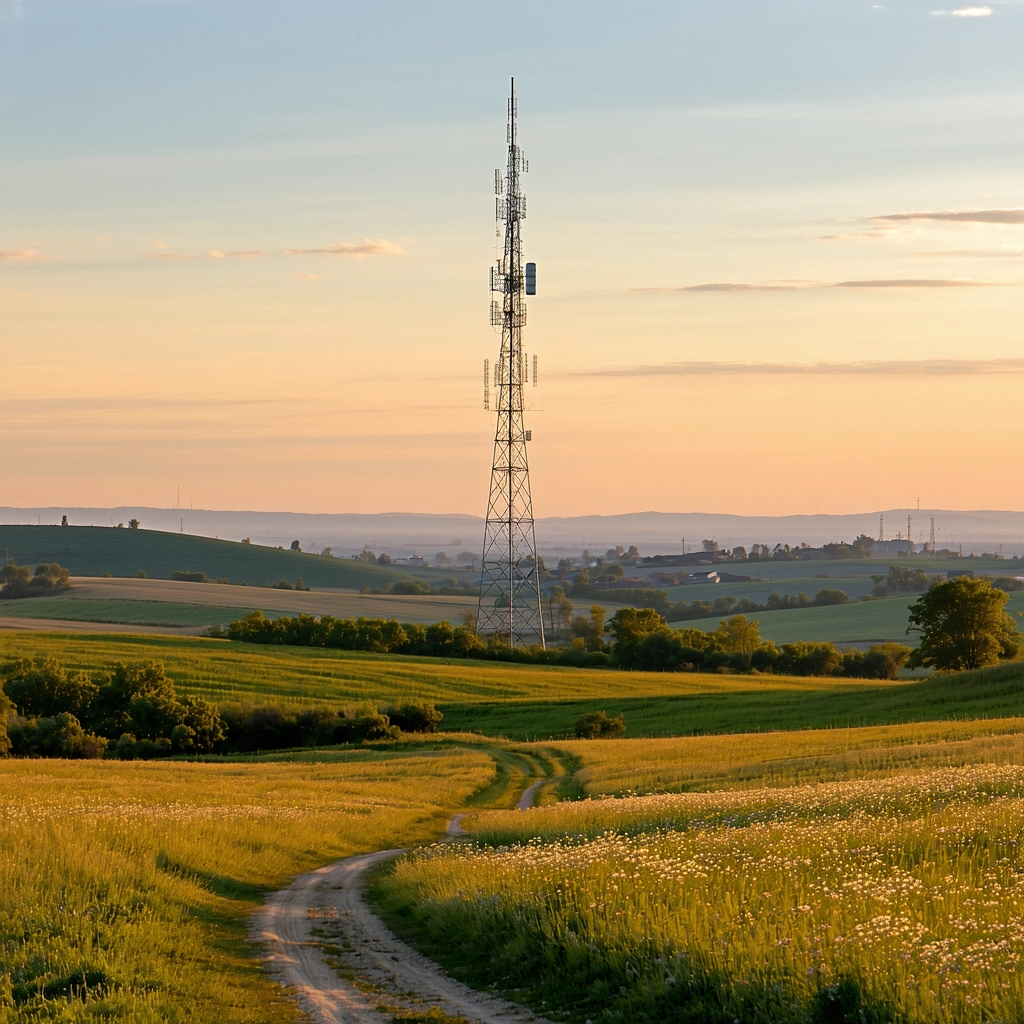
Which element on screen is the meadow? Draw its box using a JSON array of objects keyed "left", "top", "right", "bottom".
[
  {"left": 373, "top": 760, "right": 1024, "bottom": 1024},
  {"left": 0, "top": 747, "right": 493, "bottom": 1023}
]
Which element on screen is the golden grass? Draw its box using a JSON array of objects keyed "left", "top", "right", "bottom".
[
  {"left": 0, "top": 748, "right": 493, "bottom": 1022},
  {"left": 377, "top": 763, "right": 1024, "bottom": 1024},
  {"left": 544, "top": 717, "right": 1024, "bottom": 795}
]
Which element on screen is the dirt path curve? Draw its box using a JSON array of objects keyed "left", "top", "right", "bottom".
[
  {"left": 517, "top": 779, "right": 543, "bottom": 811},
  {"left": 253, "top": 839, "right": 551, "bottom": 1024}
]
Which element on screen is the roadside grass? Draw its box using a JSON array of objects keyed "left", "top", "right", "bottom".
[
  {"left": 0, "top": 748, "right": 493, "bottom": 1024},
  {"left": 372, "top": 762, "right": 1024, "bottom": 1024}
]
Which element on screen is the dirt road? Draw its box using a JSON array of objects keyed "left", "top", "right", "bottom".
[{"left": 252, "top": 845, "right": 551, "bottom": 1024}]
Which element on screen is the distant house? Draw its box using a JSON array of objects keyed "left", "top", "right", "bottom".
[
  {"left": 607, "top": 577, "right": 650, "bottom": 588},
  {"left": 393, "top": 555, "right": 426, "bottom": 566},
  {"left": 685, "top": 570, "right": 721, "bottom": 585}
]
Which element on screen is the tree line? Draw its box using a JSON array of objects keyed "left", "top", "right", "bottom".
[
  {"left": 0, "top": 655, "right": 443, "bottom": 760},
  {"left": 0, "top": 561, "right": 71, "bottom": 600}
]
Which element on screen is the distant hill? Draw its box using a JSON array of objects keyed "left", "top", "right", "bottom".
[
  {"left": 0, "top": 525, "right": 419, "bottom": 590},
  {"left": 3, "top": 506, "right": 1024, "bottom": 558}
]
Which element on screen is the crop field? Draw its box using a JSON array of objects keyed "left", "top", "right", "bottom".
[
  {"left": 373, "top": 760, "right": 1024, "bottom": 1024},
  {"left": 7, "top": 631, "right": 1024, "bottom": 738},
  {"left": 0, "top": 577, "right": 477, "bottom": 630},
  {"left": 0, "top": 747, "right": 493, "bottom": 1023}
]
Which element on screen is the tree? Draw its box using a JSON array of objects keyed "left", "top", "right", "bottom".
[
  {"left": 375, "top": 552, "right": 391, "bottom": 564},
  {"left": 702, "top": 539, "right": 719, "bottom": 552},
  {"left": 290, "top": 540, "right": 301, "bottom": 552},
  {"left": 128, "top": 519, "right": 140, "bottom": 530},
  {"left": 714, "top": 615, "right": 762, "bottom": 665},
  {"left": 607, "top": 607, "right": 670, "bottom": 668},
  {"left": 907, "top": 576, "right": 1022, "bottom": 672},
  {"left": 571, "top": 605, "right": 607, "bottom": 652},
  {"left": 61, "top": 515, "right": 68, "bottom": 526}
]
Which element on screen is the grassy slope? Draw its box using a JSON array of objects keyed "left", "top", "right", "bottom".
[
  {"left": 0, "top": 598, "right": 264, "bottom": 627},
  {"left": 0, "top": 524, "right": 414, "bottom": 589},
  {"left": 5, "top": 630, "right": 1024, "bottom": 740}
]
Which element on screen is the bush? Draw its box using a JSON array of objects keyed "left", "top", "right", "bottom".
[
  {"left": 0, "top": 560, "right": 72, "bottom": 599},
  {"left": 813, "top": 589, "right": 848, "bottom": 606},
  {"left": 387, "top": 701, "right": 444, "bottom": 733},
  {"left": 172, "top": 570, "right": 208, "bottom": 583},
  {"left": 574, "top": 710, "right": 626, "bottom": 739}
]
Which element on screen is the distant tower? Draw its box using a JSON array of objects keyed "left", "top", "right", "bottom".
[
  {"left": 930, "top": 517, "right": 936, "bottom": 557},
  {"left": 476, "top": 79, "right": 545, "bottom": 648},
  {"left": 908, "top": 515, "right": 913, "bottom": 550},
  {"left": 879, "top": 514, "right": 884, "bottom": 543}
]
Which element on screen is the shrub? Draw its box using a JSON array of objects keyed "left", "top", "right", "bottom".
[
  {"left": 0, "top": 560, "right": 72, "bottom": 599},
  {"left": 574, "top": 710, "right": 626, "bottom": 739},
  {"left": 387, "top": 701, "right": 444, "bottom": 733},
  {"left": 171, "top": 570, "right": 208, "bottom": 583}
]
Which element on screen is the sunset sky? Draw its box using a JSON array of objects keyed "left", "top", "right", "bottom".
[{"left": 2, "top": 0, "right": 1023, "bottom": 518}]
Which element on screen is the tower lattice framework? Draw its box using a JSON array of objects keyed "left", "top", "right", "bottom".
[{"left": 476, "top": 79, "right": 545, "bottom": 648}]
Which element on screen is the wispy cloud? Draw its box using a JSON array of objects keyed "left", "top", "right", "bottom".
[
  {"left": 634, "top": 278, "right": 996, "bottom": 292},
  {"left": 0, "top": 249, "right": 63, "bottom": 263},
  {"left": 204, "top": 250, "right": 226, "bottom": 259},
  {"left": 281, "top": 239, "right": 405, "bottom": 258},
  {"left": 931, "top": 5, "right": 992, "bottom": 14},
  {"left": 143, "top": 251, "right": 190, "bottom": 260},
  {"left": 873, "top": 209, "right": 1024, "bottom": 224},
  {"left": 229, "top": 250, "right": 264, "bottom": 259},
  {"left": 578, "top": 358, "right": 1024, "bottom": 378},
  {"left": 833, "top": 278, "right": 993, "bottom": 288},
  {"left": 917, "top": 248, "right": 1024, "bottom": 258}
]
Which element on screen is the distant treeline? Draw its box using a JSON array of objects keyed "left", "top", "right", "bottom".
[
  {"left": 222, "top": 608, "right": 912, "bottom": 680},
  {"left": 0, "top": 655, "right": 442, "bottom": 760}
]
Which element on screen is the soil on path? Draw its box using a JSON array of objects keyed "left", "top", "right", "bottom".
[{"left": 252, "top": 844, "right": 552, "bottom": 1024}]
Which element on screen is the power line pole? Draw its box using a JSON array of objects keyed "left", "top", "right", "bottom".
[{"left": 476, "top": 79, "right": 545, "bottom": 648}]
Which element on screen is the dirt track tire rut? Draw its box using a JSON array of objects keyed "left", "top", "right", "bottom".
[{"left": 253, "top": 845, "right": 552, "bottom": 1024}]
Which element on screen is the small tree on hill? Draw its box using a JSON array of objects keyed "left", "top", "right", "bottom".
[
  {"left": 574, "top": 710, "right": 626, "bottom": 739},
  {"left": 907, "top": 576, "right": 1022, "bottom": 672}
]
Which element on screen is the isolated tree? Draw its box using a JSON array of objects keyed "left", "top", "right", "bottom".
[
  {"left": 290, "top": 539, "right": 301, "bottom": 552},
  {"left": 61, "top": 515, "right": 68, "bottom": 527},
  {"left": 607, "top": 607, "right": 669, "bottom": 668},
  {"left": 574, "top": 710, "right": 625, "bottom": 739},
  {"left": 375, "top": 552, "right": 391, "bottom": 564},
  {"left": 702, "top": 539, "right": 719, "bottom": 552},
  {"left": 908, "top": 576, "right": 1022, "bottom": 672}
]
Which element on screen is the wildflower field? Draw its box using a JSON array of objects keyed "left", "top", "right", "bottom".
[
  {"left": 373, "top": 760, "right": 1024, "bottom": 1024},
  {"left": 0, "top": 747, "right": 493, "bottom": 1023}
]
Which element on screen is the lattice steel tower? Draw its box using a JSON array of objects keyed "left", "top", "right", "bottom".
[{"left": 476, "top": 79, "right": 545, "bottom": 648}]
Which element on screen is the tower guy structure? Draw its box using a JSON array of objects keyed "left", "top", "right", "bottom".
[{"left": 476, "top": 79, "right": 545, "bottom": 648}]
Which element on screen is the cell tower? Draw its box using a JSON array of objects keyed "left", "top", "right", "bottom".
[
  {"left": 476, "top": 79, "right": 545, "bottom": 648},
  {"left": 930, "top": 517, "right": 936, "bottom": 557},
  {"left": 879, "top": 514, "right": 884, "bottom": 543}
]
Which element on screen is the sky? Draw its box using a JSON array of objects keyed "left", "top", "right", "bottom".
[{"left": 2, "top": 0, "right": 1023, "bottom": 518}]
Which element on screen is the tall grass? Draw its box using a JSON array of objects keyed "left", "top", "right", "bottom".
[
  {"left": 373, "top": 764, "right": 1024, "bottom": 1024},
  {"left": 0, "top": 749, "right": 492, "bottom": 1023}
]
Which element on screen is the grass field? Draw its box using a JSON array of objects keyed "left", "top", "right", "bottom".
[
  {"left": 0, "top": 747, "right": 494, "bottom": 1023},
  {"left": 0, "top": 524, "right": 418, "bottom": 589},
  {"left": 374, "top": 754, "right": 1024, "bottom": 1023},
  {"left": 677, "top": 590, "right": 1024, "bottom": 645},
  {"left": 7, "top": 630, "right": 1024, "bottom": 739}
]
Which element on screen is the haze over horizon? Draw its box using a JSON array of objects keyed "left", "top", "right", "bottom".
[{"left": 3, "top": 1, "right": 1023, "bottom": 518}]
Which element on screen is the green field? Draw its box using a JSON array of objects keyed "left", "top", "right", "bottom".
[
  {"left": 0, "top": 598, "right": 265, "bottom": 627},
  {"left": 0, "top": 524, "right": 420, "bottom": 589},
  {"left": 6, "top": 630, "right": 1024, "bottom": 741}
]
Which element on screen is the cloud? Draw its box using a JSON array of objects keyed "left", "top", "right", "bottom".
[
  {"left": 579, "top": 358, "right": 1024, "bottom": 378},
  {"left": 281, "top": 239, "right": 405, "bottom": 258},
  {"left": 635, "top": 282, "right": 813, "bottom": 293},
  {"left": 873, "top": 209, "right": 1024, "bottom": 224},
  {"left": 151, "top": 241, "right": 168, "bottom": 250},
  {"left": 0, "top": 249, "right": 63, "bottom": 263},
  {"left": 143, "top": 251, "right": 190, "bottom": 260},
  {"left": 931, "top": 5, "right": 992, "bottom": 14},
  {"left": 229, "top": 250, "right": 264, "bottom": 259},
  {"left": 833, "top": 278, "right": 993, "bottom": 288},
  {"left": 917, "top": 248, "right": 1024, "bottom": 258},
  {"left": 204, "top": 250, "right": 226, "bottom": 259},
  {"left": 634, "top": 278, "right": 995, "bottom": 292},
  {"left": 293, "top": 273, "right": 322, "bottom": 281}
]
